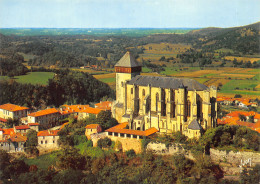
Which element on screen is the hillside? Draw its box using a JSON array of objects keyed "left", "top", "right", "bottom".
[{"left": 191, "top": 22, "right": 260, "bottom": 54}]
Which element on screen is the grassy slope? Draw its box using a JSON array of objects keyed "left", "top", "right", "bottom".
[{"left": 14, "top": 72, "right": 55, "bottom": 85}]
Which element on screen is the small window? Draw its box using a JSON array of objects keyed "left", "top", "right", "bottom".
[
  {"left": 142, "top": 89, "right": 145, "bottom": 96},
  {"left": 131, "top": 88, "right": 133, "bottom": 94},
  {"left": 53, "top": 141, "right": 55, "bottom": 143},
  {"left": 41, "top": 141, "right": 43, "bottom": 144},
  {"left": 45, "top": 141, "right": 47, "bottom": 144}
]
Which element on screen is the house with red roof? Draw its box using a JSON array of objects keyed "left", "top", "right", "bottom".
[
  {"left": 37, "top": 129, "right": 60, "bottom": 151},
  {"left": 218, "top": 110, "right": 260, "bottom": 133},
  {"left": 36, "top": 122, "right": 68, "bottom": 152},
  {"left": 95, "top": 101, "right": 112, "bottom": 111},
  {"left": 0, "top": 128, "right": 27, "bottom": 152},
  {"left": 27, "top": 108, "right": 60, "bottom": 128},
  {"left": 78, "top": 107, "right": 102, "bottom": 120},
  {"left": 0, "top": 103, "right": 29, "bottom": 121},
  {"left": 85, "top": 124, "right": 102, "bottom": 139}
]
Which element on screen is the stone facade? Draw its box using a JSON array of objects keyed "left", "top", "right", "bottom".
[{"left": 113, "top": 52, "right": 217, "bottom": 139}]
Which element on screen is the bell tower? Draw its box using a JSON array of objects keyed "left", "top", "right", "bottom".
[{"left": 115, "top": 51, "right": 142, "bottom": 104}]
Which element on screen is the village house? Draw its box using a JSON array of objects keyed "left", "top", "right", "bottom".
[
  {"left": 14, "top": 125, "right": 30, "bottom": 134},
  {"left": 78, "top": 107, "right": 102, "bottom": 120},
  {"left": 95, "top": 101, "right": 112, "bottom": 111},
  {"left": 59, "top": 104, "right": 90, "bottom": 119},
  {"left": 218, "top": 110, "right": 260, "bottom": 133},
  {"left": 0, "top": 128, "right": 27, "bottom": 152},
  {"left": 0, "top": 103, "right": 29, "bottom": 121},
  {"left": 27, "top": 108, "right": 60, "bottom": 127},
  {"left": 85, "top": 124, "right": 102, "bottom": 139},
  {"left": 37, "top": 129, "right": 60, "bottom": 151}
]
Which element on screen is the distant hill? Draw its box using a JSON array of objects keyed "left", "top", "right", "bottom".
[{"left": 191, "top": 22, "right": 260, "bottom": 54}]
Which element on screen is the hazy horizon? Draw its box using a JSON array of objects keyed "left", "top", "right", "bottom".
[{"left": 1, "top": 0, "right": 259, "bottom": 29}]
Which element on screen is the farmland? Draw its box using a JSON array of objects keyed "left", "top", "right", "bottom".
[
  {"left": 0, "top": 72, "right": 55, "bottom": 85},
  {"left": 92, "top": 66, "right": 260, "bottom": 98}
]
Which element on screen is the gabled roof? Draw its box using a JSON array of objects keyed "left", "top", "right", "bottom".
[
  {"left": 0, "top": 104, "right": 29, "bottom": 112},
  {"left": 37, "top": 130, "right": 59, "bottom": 136},
  {"left": 15, "top": 125, "right": 30, "bottom": 130},
  {"left": 9, "top": 133, "right": 27, "bottom": 142},
  {"left": 128, "top": 75, "right": 208, "bottom": 91},
  {"left": 188, "top": 119, "right": 202, "bottom": 130},
  {"left": 28, "top": 108, "right": 59, "bottom": 117},
  {"left": 115, "top": 51, "right": 141, "bottom": 67}
]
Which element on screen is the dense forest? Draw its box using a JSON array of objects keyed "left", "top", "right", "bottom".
[{"left": 0, "top": 69, "right": 115, "bottom": 109}]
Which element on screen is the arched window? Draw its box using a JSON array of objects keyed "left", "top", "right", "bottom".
[{"left": 156, "top": 93, "right": 159, "bottom": 112}]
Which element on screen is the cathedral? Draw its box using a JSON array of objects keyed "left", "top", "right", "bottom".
[{"left": 112, "top": 51, "right": 217, "bottom": 138}]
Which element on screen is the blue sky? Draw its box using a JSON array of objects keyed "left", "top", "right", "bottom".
[{"left": 0, "top": 0, "right": 259, "bottom": 28}]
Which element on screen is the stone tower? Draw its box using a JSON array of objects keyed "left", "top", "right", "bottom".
[
  {"left": 115, "top": 51, "right": 142, "bottom": 104},
  {"left": 113, "top": 51, "right": 142, "bottom": 122}
]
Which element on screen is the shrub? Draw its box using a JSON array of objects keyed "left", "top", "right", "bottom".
[
  {"left": 97, "top": 137, "right": 112, "bottom": 149},
  {"left": 126, "top": 149, "right": 136, "bottom": 158}
]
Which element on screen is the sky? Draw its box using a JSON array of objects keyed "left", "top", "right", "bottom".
[{"left": 0, "top": 0, "right": 259, "bottom": 28}]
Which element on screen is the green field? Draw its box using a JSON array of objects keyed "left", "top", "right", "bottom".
[
  {"left": 99, "top": 78, "right": 116, "bottom": 83},
  {"left": 0, "top": 72, "right": 55, "bottom": 85},
  {"left": 219, "top": 79, "right": 260, "bottom": 96},
  {"left": 14, "top": 72, "right": 55, "bottom": 85}
]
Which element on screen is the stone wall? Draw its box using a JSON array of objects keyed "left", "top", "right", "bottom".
[
  {"left": 146, "top": 142, "right": 194, "bottom": 160},
  {"left": 108, "top": 135, "right": 142, "bottom": 153},
  {"left": 210, "top": 148, "right": 260, "bottom": 166}
]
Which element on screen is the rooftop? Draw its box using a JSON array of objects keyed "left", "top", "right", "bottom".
[
  {"left": 37, "top": 130, "right": 59, "bottom": 136},
  {"left": 0, "top": 103, "right": 29, "bottom": 112},
  {"left": 79, "top": 107, "right": 102, "bottom": 115},
  {"left": 105, "top": 122, "right": 158, "bottom": 136},
  {"left": 28, "top": 108, "right": 59, "bottom": 117},
  {"left": 115, "top": 51, "right": 141, "bottom": 68},
  {"left": 188, "top": 119, "right": 202, "bottom": 130},
  {"left": 85, "top": 124, "right": 101, "bottom": 129},
  {"left": 95, "top": 101, "right": 112, "bottom": 111},
  {"left": 15, "top": 125, "right": 30, "bottom": 130},
  {"left": 128, "top": 75, "right": 208, "bottom": 91}
]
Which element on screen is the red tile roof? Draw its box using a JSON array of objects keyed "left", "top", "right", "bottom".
[
  {"left": 0, "top": 118, "right": 7, "bottom": 122},
  {"left": 60, "top": 105, "right": 90, "bottom": 114},
  {"left": 95, "top": 101, "right": 112, "bottom": 111},
  {"left": 79, "top": 107, "right": 102, "bottom": 115},
  {"left": 28, "top": 108, "right": 59, "bottom": 117},
  {"left": 28, "top": 123, "right": 40, "bottom": 126},
  {"left": 9, "top": 133, "right": 27, "bottom": 142},
  {"left": 15, "top": 125, "right": 30, "bottom": 130},
  {"left": 105, "top": 122, "right": 158, "bottom": 136},
  {"left": 85, "top": 124, "right": 101, "bottom": 129},
  {"left": 37, "top": 130, "right": 59, "bottom": 136},
  {"left": 3, "top": 128, "right": 14, "bottom": 135},
  {"left": 0, "top": 104, "right": 29, "bottom": 112}
]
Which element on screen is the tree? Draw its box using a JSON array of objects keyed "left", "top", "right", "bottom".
[
  {"left": 234, "top": 94, "right": 242, "bottom": 98},
  {"left": 97, "top": 137, "right": 112, "bottom": 149},
  {"left": 96, "top": 111, "right": 118, "bottom": 130},
  {"left": 25, "top": 129, "right": 39, "bottom": 156},
  {"left": 57, "top": 148, "right": 86, "bottom": 170},
  {"left": 4, "top": 159, "right": 29, "bottom": 179}
]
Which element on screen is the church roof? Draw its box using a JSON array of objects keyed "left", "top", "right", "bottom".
[
  {"left": 115, "top": 51, "right": 141, "bottom": 67},
  {"left": 188, "top": 119, "right": 202, "bottom": 130},
  {"left": 128, "top": 75, "right": 208, "bottom": 91}
]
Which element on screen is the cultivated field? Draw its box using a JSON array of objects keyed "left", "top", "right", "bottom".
[
  {"left": 224, "top": 56, "right": 260, "bottom": 63},
  {"left": 138, "top": 43, "right": 192, "bottom": 61}
]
